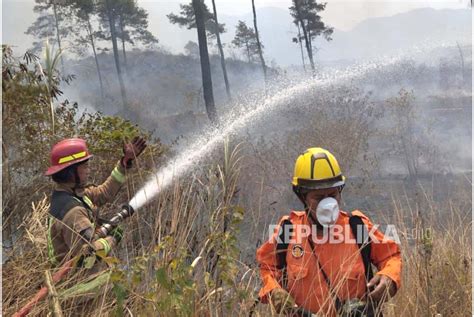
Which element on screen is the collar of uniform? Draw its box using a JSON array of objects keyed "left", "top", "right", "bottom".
[
  {"left": 288, "top": 210, "right": 310, "bottom": 225},
  {"left": 54, "top": 183, "right": 85, "bottom": 197},
  {"left": 289, "top": 209, "right": 348, "bottom": 226}
]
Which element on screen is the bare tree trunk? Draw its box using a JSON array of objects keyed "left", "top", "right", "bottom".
[
  {"left": 307, "top": 27, "right": 313, "bottom": 54},
  {"left": 294, "top": 0, "right": 315, "bottom": 73},
  {"left": 297, "top": 22, "right": 306, "bottom": 71},
  {"left": 245, "top": 42, "right": 251, "bottom": 63},
  {"left": 86, "top": 16, "right": 105, "bottom": 105},
  {"left": 119, "top": 15, "right": 128, "bottom": 70},
  {"left": 211, "top": 0, "right": 231, "bottom": 101},
  {"left": 105, "top": 0, "right": 128, "bottom": 111},
  {"left": 405, "top": 115, "right": 418, "bottom": 180},
  {"left": 251, "top": 0, "right": 267, "bottom": 82},
  {"left": 52, "top": 1, "right": 65, "bottom": 73},
  {"left": 193, "top": 0, "right": 217, "bottom": 124},
  {"left": 456, "top": 41, "right": 466, "bottom": 86}
]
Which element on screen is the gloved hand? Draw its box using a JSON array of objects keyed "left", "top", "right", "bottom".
[
  {"left": 366, "top": 274, "right": 397, "bottom": 302},
  {"left": 110, "top": 225, "right": 124, "bottom": 244},
  {"left": 121, "top": 136, "right": 147, "bottom": 169},
  {"left": 270, "top": 288, "right": 296, "bottom": 314}
]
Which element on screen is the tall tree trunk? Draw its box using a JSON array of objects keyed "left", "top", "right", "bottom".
[
  {"left": 211, "top": 0, "right": 231, "bottom": 101},
  {"left": 251, "top": 0, "right": 267, "bottom": 82},
  {"left": 456, "top": 41, "right": 465, "bottom": 86},
  {"left": 105, "top": 0, "right": 127, "bottom": 111},
  {"left": 119, "top": 15, "right": 128, "bottom": 70},
  {"left": 307, "top": 26, "right": 314, "bottom": 57},
  {"left": 297, "top": 22, "right": 306, "bottom": 71},
  {"left": 52, "top": 1, "right": 65, "bottom": 73},
  {"left": 245, "top": 42, "right": 251, "bottom": 63},
  {"left": 294, "top": 0, "right": 315, "bottom": 72},
  {"left": 193, "top": 0, "right": 217, "bottom": 124},
  {"left": 86, "top": 16, "right": 105, "bottom": 105}
]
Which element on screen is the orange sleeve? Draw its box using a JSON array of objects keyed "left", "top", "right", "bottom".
[
  {"left": 256, "top": 216, "right": 289, "bottom": 302},
  {"left": 354, "top": 211, "right": 402, "bottom": 290}
]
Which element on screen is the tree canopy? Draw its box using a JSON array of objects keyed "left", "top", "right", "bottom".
[
  {"left": 232, "top": 20, "right": 261, "bottom": 63},
  {"left": 167, "top": 1, "right": 225, "bottom": 39},
  {"left": 289, "top": 0, "right": 333, "bottom": 43}
]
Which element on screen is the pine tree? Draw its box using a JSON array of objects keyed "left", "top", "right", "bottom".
[
  {"left": 167, "top": 1, "right": 224, "bottom": 38},
  {"left": 180, "top": 0, "right": 218, "bottom": 123},
  {"left": 69, "top": 0, "right": 106, "bottom": 104},
  {"left": 210, "top": 0, "right": 231, "bottom": 100},
  {"left": 289, "top": 0, "right": 333, "bottom": 73},
  {"left": 26, "top": 0, "right": 71, "bottom": 72},
  {"left": 168, "top": 0, "right": 230, "bottom": 102},
  {"left": 184, "top": 41, "right": 200, "bottom": 58},
  {"left": 252, "top": 0, "right": 267, "bottom": 82},
  {"left": 232, "top": 21, "right": 260, "bottom": 63},
  {"left": 115, "top": 0, "right": 158, "bottom": 70},
  {"left": 99, "top": 0, "right": 128, "bottom": 110},
  {"left": 95, "top": 0, "right": 156, "bottom": 111},
  {"left": 292, "top": 21, "right": 307, "bottom": 71}
]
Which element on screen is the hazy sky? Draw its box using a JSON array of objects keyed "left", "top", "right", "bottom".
[
  {"left": 1, "top": 0, "right": 470, "bottom": 55},
  {"left": 137, "top": 0, "right": 470, "bottom": 30}
]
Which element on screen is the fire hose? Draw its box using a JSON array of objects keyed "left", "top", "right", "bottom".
[
  {"left": 248, "top": 297, "right": 318, "bottom": 317},
  {"left": 13, "top": 204, "right": 135, "bottom": 317}
]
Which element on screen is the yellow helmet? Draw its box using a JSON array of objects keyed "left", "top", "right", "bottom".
[{"left": 292, "top": 147, "right": 345, "bottom": 191}]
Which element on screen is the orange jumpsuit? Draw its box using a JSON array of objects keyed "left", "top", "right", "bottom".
[{"left": 256, "top": 210, "right": 402, "bottom": 316}]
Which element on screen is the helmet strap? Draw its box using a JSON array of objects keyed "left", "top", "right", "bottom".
[
  {"left": 73, "top": 166, "right": 81, "bottom": 190},
  {"left": 338, "top": 184, "right": 345, "bottom": 193},
  {"left": 307, "top": 210, "right": 317, "bottom": 224},
  {"left": 293, "top": 185, "right": 308, "bottom": 208}
]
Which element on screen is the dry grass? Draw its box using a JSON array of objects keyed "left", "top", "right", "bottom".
[{"left": 387, "top": 182, "right": 472, "bottom": 317}]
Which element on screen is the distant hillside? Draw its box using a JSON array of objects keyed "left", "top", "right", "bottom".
[
  {"left": 218, "top": 7, "right": 471, "bottom": 65},
  {"left": 321, "top": 8, "right": 472, "bottom": 61}
]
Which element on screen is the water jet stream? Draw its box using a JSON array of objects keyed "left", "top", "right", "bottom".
[{"left": 128, "top": 42, "right": 466, "bottom": 211}]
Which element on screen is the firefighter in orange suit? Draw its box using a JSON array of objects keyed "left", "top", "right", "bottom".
[{"left": 256, "top": 148, "right": 401, "bottom": 316}]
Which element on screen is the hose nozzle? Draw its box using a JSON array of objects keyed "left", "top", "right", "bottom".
[{"left": 96, "top": 204, "right": 135, "bottom": 238}]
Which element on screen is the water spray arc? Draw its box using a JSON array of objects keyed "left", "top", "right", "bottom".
[{"left": 128, "top": 54, "right": 414, "bottom": 212}]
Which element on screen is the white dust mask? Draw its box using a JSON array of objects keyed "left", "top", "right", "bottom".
[{"left": 316, "top": 197, "right": 340, "bottom": 227}]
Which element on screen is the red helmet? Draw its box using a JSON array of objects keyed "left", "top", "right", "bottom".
[{"left": 45, "top": 138, "right": 93, "bottom": 176}]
